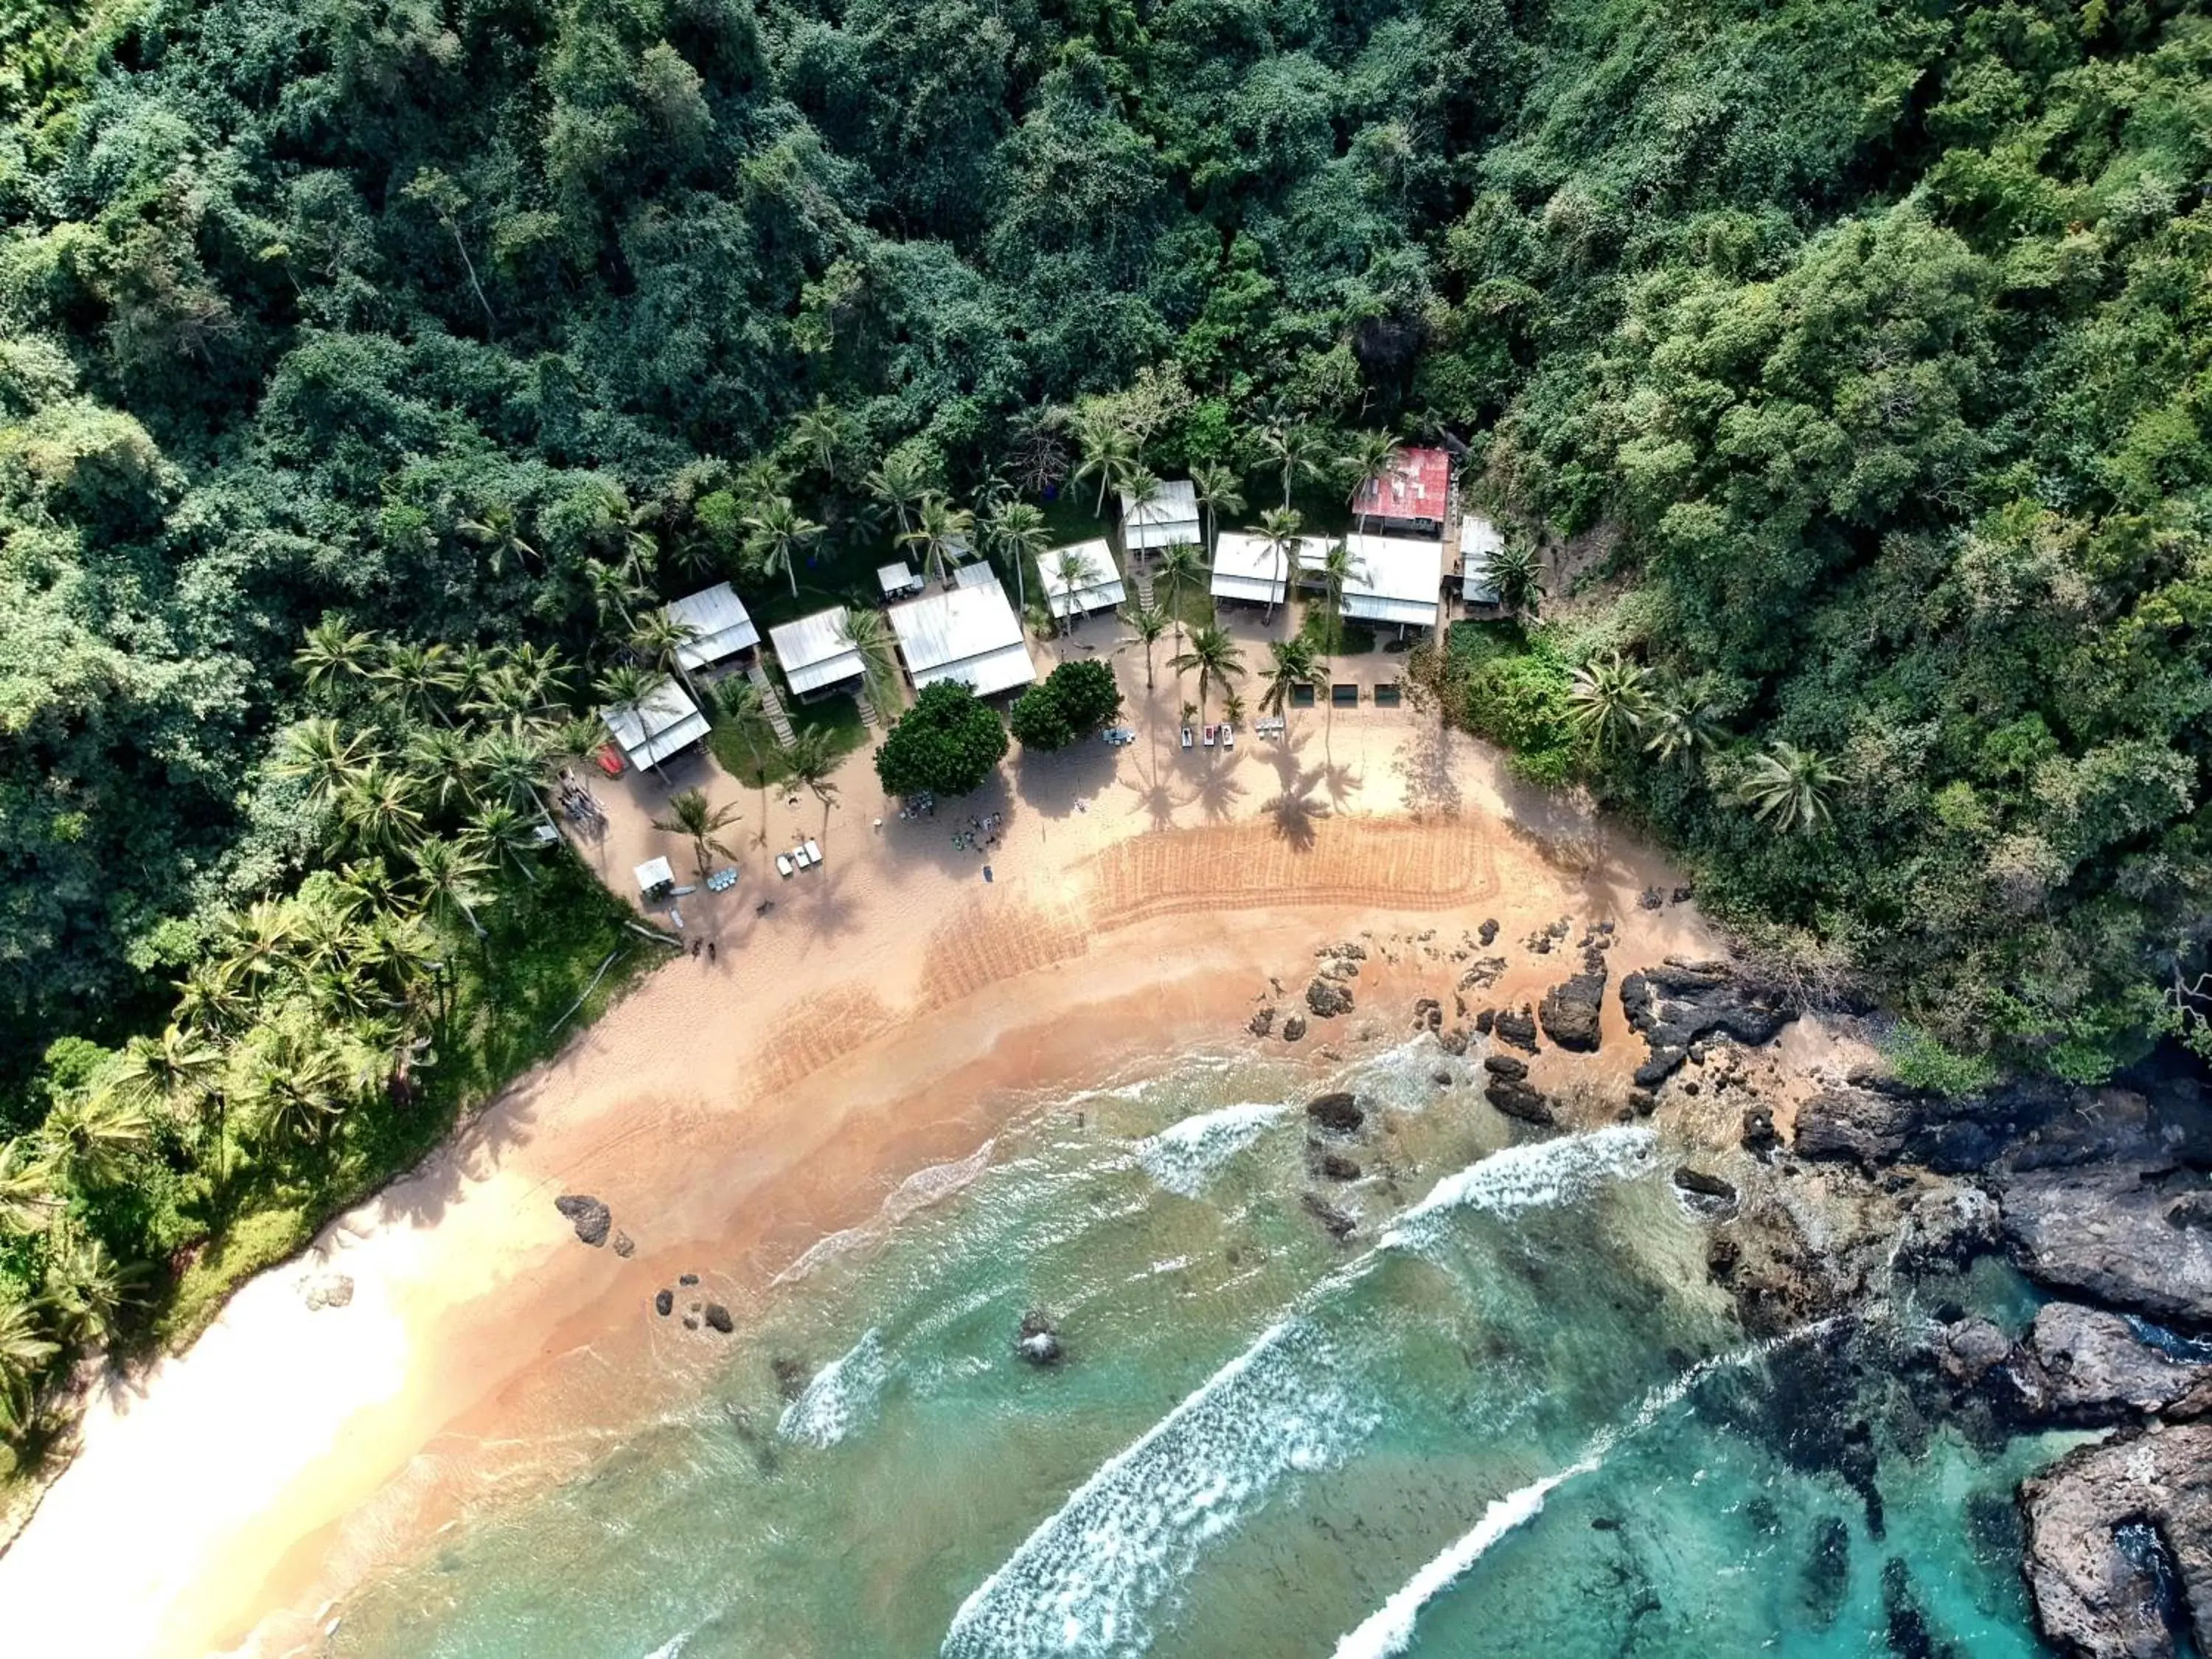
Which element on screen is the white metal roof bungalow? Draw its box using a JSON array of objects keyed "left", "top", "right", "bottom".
[
  {"left": 769, "top": 605, "right": 866, "bottom": 700},
  {"left": 1460, "top": 514, "right": 1505, "bottom": 604},
  {"left": 1040, "top": 539, "right": 1127, "bottom": 622},
  {"left": 887, "top": 574, "right": 1037, "bottom": 698},
  {"left": 664, "top": 582, "right": 760, "bottom": 671},
  {"left": 602, "top": 679, "right": 711, "bottom": 771},
  {"left": 1119, "top": 478, "right": 1201, "bottom": 552},
  {"left": 1211, "top": 531, "right": 1321, "bottom": 608},
  {"left": 1342, "top": 534, "right": 1445, "bottom": 630}
]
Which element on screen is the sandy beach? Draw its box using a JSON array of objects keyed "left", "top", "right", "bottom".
[{"left": 0, "top": 619, "right": 1728, "bottom": 1659}]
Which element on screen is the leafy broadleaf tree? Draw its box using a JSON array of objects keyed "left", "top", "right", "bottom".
[{"left": 874, "top": 681, "right": 1009, "bottom": 799}]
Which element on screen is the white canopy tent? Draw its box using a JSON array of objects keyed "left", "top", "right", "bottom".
[
  {"left": 1119, "top": 478, "right": 1201, "bottom": 552},
  {"left": 1211, "top": 531, "right": 1321, "bottom": 608},
  {"left": 1040, "top": 539, "right": 1126, "bottom": 621},
  {"left": 888, "top": 575, "right": 1037, "bottom": 698},
  {"left": 664, "top": 583, "right": 759, "bottom": 671},
  {"left": 1342, "top": 535, "right": 1445, "bottom": 630},
  {"left": 602, "top": 680, "right": 711, "bottom": 770},
  {"left": 877, "top": 561, "right": 923, "bottom": 599},
  {"left": 1460, "top": 514, "right": 1505, "bottom": 604},
  {"left": 769, "top": 606, "right": 866, "bottom": 699}
]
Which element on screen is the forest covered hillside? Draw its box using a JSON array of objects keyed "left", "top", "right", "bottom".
[{"left": 1, "top": 0, "right": 2207, "bottom": 1133}]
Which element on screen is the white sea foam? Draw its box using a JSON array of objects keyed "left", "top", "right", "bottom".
[
  {"left": 772, "top": 1141, "right": 997, "bottom": 1285},
  {"left": 641, "top": 1637, "right": 689, "bottom": 1659},
  {"left": 939, "top": 1318, "right": 1378, "bottom": 1658},
  {"left": 1134, "top": 1102, "right": 1287, "bottom": 1197},
  {"left": 1379, "top": 1124, "right": 1655, "bottom": 1251},
  {"left": 776, "top": 1329, "right": 889, "bottom": 1448}
]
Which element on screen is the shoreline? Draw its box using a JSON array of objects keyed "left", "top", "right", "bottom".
[{"left": 0, "top": 705, "right": 1718, "bottom": 1659}]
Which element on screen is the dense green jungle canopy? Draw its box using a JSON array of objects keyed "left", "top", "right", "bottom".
[{"left": 3, "top": 0, "right": 2208, "bottom": 1093}]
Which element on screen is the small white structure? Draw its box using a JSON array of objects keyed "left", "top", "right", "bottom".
[
  {"left": 602, "top": 680, "right": 711, "bottom": 771},
  {"left": 888, "top": 574, "right": 1037, "bottom": 698},
  {"left": 1119, "top": 478, "right": 1201, "bottom": 552},
  {"left": 1040, "top": 538, "right": 1126, "bottom": 622},
  {"left": 664, "top": 583, "right": 759, "bottom": 671},
  {"left": 633, "top": 856, "right": 675, "bottom": 896},
  {"left": 1460, "top": 514, "right": 1505, "bottom": 604},
  {"left": 1211, "top": 531, "right": 1319, "bottom": 609},
  {"left": 953, "top": 558, "right": 999, "bottom": 591},
  {"left": 877, "top": 561, "right": 924, "bottom": 599},
  {"left": 769, "top": 605, "right": 866, "bottom": 700},
  {"left": 1343, "top": 534, "right": 1446, "bottom": 630}
]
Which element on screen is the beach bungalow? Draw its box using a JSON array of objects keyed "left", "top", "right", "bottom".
[
  {"left": 1342, "top": 534, "right": 1447, "bottom": 633},
  {"left": 602, "top": 679, "right": 712, "bottom": 771},
  {"left": 887, "top": 571, "right": 1037, "bottom": 698},
  {"left": 1460, "top": 513, "right": 1505, "bottom": 605},
  {"left": 1119, "top": 478, "right": 1202, "bottom": 552},
  {"left": 1354, "top": 447, "right": 1452, "bottom": 537},
  {"left": 663, "top": 582, "right": 760, "bottom": 672},
  {"left": 1040, "top": 539, "right": 1127, "bottom": 624},
  {"left": 1211, "top": 530, "right": 1319, "bottom": 611},
  {"left": 768, "top": 606, "right": 866, "bottom": 702}
]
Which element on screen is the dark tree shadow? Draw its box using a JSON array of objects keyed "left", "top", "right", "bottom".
[{"left": 1012, "top": 734, "right": 1119, "bottom": 820}]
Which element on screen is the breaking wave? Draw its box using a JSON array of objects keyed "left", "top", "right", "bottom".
[
  {"left": 776, "top": 1329, "right": 889, "bottom": 1448},
  {"left": 1134, "top": 1102, "right": 1287, "bottom": 1197}
]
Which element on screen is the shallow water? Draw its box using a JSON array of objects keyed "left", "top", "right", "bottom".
[{"left": 328, "top": 1038, "right": 2066, "bottom": 1659}]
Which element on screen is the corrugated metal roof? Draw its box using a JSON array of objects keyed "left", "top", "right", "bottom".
[
  {"left": 1041, "top": 539, "right": 1127, "bottom": 616},
  {"left": 877, "top": 561, "right": 922, "bottom": 597},
  {"left": 1460, "top": 514, "right": 1504, "bottom": 602},
  {"left": 1343, "top": 534, "right": 1444, "bottom": 628},
  {"left": 602, "top": 680, "right": 711, "bottom": 768},
  {"left": 953, "top": 559, "right": 999, "bottom": 590},
  {"left": 911, "top": 641, "right": 1037, "bottom": 698},
  {"left": 665, "top": 583, "right": 759, "bottom": 669},
  {"left": 1353, "top": 448, "right": 1451, "bottom": 525},
  {"left": 1210, "top": 531, "right": 1321, "bottom": 605},
  {"left": 1120, "top": 478, "right": 1202, "bottom": 550},
  {"left": 888, "top": 578, "right": 1036, "bottom": 696},
  {"left": 769, "top": 606, "right": 866, "bottom": 696}
]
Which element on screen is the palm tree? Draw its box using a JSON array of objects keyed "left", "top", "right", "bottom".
[
  {"left": 584, "top": 558, "right": 650, "bottom": 630},
  {"left": 1260, "top": 636, "right": 1325, "bottom": 736},
  {"left": 0, "top": 1141, "right": 58, "bottom": 1238},
  {"left": 793, "top": 398, "right": 846, "bottom": 479},
  {"left": 1568, "top": 651, "right": 1654, "bottom": 748},
  {"left": 549, "top": 714, "right": 611, "bottom": 776},
  {"left": 375, "top": 641, "right": 457, "bottom": 727},
  {"left": 175, "top": 959, "right": 251, "bottom": 1037},
  {"left": 0, "top": 1292, "right": 58, "bottom": 1431},
  {"left": 1256, "top": 507, "right": 1303, "bottom": 626},
  {"left": 652, "top": 787, "right": 744, "bottom": 878},
  {"left": 111, "top": 1026, "right": 221, "bottom": 1126},
  {"left": 38, "top": 1090, "right": 152, "bottom": 1191},
  {"left": 901, "top": 493, "right": 976, "bottom": 588},
  {"left": 1488, "top": 541, "right": 1545, "bottom": 619},
  {"left": 630, "top": 609, "right": 705, "bottom": 699},
  {"left": 782, "top": 726, "right": 842, "bottom": 824},
  {"left": 466, "top": 799, "right": 546, "bottom": 884},
  {"left": 864, "top": 450, "right": 931, "bottom": 537},
  {"left": 1314, "top": 538, "right": 1364, "bottom": 656},
  {"left": 296, "top": 619, "right": 379, "bottom": 699},
  {"left": 1071, "top": 413, "right": 1136, "bottom": 515},
  {"left": 1643, "top": 694, "right": 1727, "bottom": 765},
  {"left": 835, "top": 608, "right": 901, "bottom": 719},
  {"left": 1120, "top": 603, "right": 1169, "bottom": 692},
  {"left": 476, "top": 721, "right": 553, "bottom": 815},
  {"left": 273, "top": 717, "right": 378, "bottom": 806},
  {"left": 745, "top": 496, "right": 825, "bottom": 597},
  {"left": 1152, "top": 541, "right": 1208, "bottom": 661},
  {"left": 1255, "top": 420, "right": 1330, "bottom": 511},
  {"left": 41, "top": 1227, "right": 145, "bottom": 1347},
  {"left": 984, "top": 500, "right": 1051, "bottom": 613},
  {"left": 458, "top": 503, "right": 537, "bottom": 576},
  {"left": 1050, "top": 548, "right": 1094, "bottom": 635},
  {"left": 507, "top": 641, "right": 573, "bottom": 712},
  {"left": 712, "top": 676, "right": 781, "bottom": 836},
  {"left": 1170, "top": 625, "right": 1247, "bottom": 722},
  {"left": 218, "top": 897, "right": 302, "bottom": 987},
  {"left": 1191, "top": 462, "right": 1245, "bottom": 554},
  {"left": 234, "top": 1010, "right": 361, "bottom": 1147},
  {"left": 405, "top": 724, "right": 483, "bottom": 815},
  {"left": 1739, "top": 742, "right": 1843, "bottom": 835},
  {"left": 1343, "top": 430, "right": 1398, "bottom": 532},
  {"left": 1119, "top": 466, "right": 1163, "bottom": 536},
  {"left": 408, "top": 835, "right": 494, "bottom": 938},
  {"left": 335, "top": 762, "right": 427, "bottom": 854}
]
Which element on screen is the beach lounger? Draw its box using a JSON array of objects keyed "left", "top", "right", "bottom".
[
  {"left": 1203, "top": 724, "right": 1217, "bottom": 747},
  {"left": 1181, "top": 726, "right": 1194, "bottom": 749},
  {"left": 776, "top": 853, "right": 795, "bottom": 879},
  {"left": 804, "top": 838, "right": 821, "bottom": 866},
  {"left": 1221, "top": 724, "right": 1235, "bottom": 749}
]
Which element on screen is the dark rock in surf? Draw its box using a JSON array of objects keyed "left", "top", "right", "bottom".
[
  {"left": 1306, "top": 1092, "right": 1364, "bottom": 1134},
  {"left": 679, "top": 1273, "right": 700, "bottom": 1287},
  {"left": 554, "top": 1194, "right": 612, "bottom": 1247},
  {"left": 1999, "top": 1164, "right": 2212, "bottom": 1329},
  {"left": 2013, "top": 1302, "right": 2212, "bottom": 1423},
  {"left": 1672, "top": 1166, "right": 1738, "bottom": 1204},
  {"left": 1301, "top": 1192, "right": 1358, "bottom": 1241},
  {"left": 1018, "top": 1309, "right": 1063, "bottom": 1366},
  {"left": 1742, "top": 1105, "right": 1781, "bottom": 1158},
  {"left": 1621, "top": 959, "right": 1795, "bottom": 1088},
  {"left": 1437, "top": 1026, "right": 1470, "bottom": 1057},
  {"left": 1485, "top": 1070, "right": 1554, "bottom": 1126},
  {"left": 653, "top": 1288, "right": 673, "bottom": 1318},
  {"left": 1478, "top": 919, "right": 1499, "bottom": 946},
  {"left": 1801, "top": 1515, "right": 1851, "bottom": 1629},
  {"left": 1483, "top": 1054, "right": 1528, "bottom": 1080},
  {"left": 1319, "top": 1152, "right": 1362, "bottom": 1182},
  {"left": 703, "top": 1303, "right": 734, "bottom": 1333}
]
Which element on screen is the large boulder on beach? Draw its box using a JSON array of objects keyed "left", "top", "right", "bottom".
[
  {"left": 1998, "top": 1165, "right": 2212, "bottom": 1329},
  {"left": 1621, "top": 959, "right": 1794, "bottom": 1086},
  {"left": 1482, "top": 1056, "right": 1554, "bottom": 1125},
  {"left": 1305, "top": 1092, "right": 1364, "bottom": 1134},
  {"left": 2022, "top": 1422, "right": 2212, "bottom": 1658},
  {"left": 1489, "top": 1004, "right": 1540, "bottom": 1053},
  {"left": 1537, "top": 950, "right": 1608, "bottom": 1052},
  {"left": 1306, "top": 978, "right": 1354, "bottom": 1018},
  {"left": 703, "top": 1303, "right": 734, "bottom": 1333},
  {"left": 554, "top": 1194, "right": 612, "bottom": 1247}
]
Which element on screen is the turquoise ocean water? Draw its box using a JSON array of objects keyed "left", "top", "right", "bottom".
[{"left": 327, "top": 1037, "right": 2070, "bottom": 1659}]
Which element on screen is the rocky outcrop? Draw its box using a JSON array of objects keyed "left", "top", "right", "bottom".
[
  {"left": 1489, "top": 1004, "right": 1540, "bottom": 1053},
  {"left": 1619, "top": 959, "right": 1794, "bottom": 1087},
  {"left": 1306, "top": 978, "right": 1354, "bottom": 1018},
  {"left": 1797, "top": 1077, "right": 2212, "bottom": 1180},
  {"left": 554, "top": 1194, "right": 612, "bottom": 1247},
  {"left": 302, "top": 1273, "right": 353, "bottom": 1311},
  {"left": 2022, "top": 1422, "right": 2212, "bottom": 1658},
  {"left": 2000, "top": 1166, "right": 2212, "bottom": 1329},
  {"left": 1018, "top": 1309, "right": 1063, "bottom": 1366},
  {"left": 1305, "top": 1092, "right": 1364, "bottom": 1135},
  {"left": 1672, "top": 1166, "right": 1738, "bottom": 1204},
  {"left": 1281, "top": 1015, "right": 1307, "bottom": 1043},
  {"left": 1458, "top": 957, "right": 1506, "bottom": 993},
  {"left": 1301, "top": 1192, "right": 1357, "bottom": 1241},
  {"left": 1537, "top": 948, "right": 1607, "bottom": 1053},
  {"left": 1318, "top": 1152, "right": 1362, "bottom": 1182},
  {"left": 654, "top": 1288, "right": 674, "bottom": 1317},
  {"left": 2019, "top": 1304, "right": 2212, "bottom": 1422},
  {"left": 703, "top": 1303, "right": 734, "bottom": 1334},
  {"left": 612, "top": 1231, "right": 635, "bottom": 1258},
  {"left": 1248, "top": 1005, "right": 1276, "bottom": 1037},
  {"left": 1482, "top": 1054, "right": 1553, "bottom": 1125}
]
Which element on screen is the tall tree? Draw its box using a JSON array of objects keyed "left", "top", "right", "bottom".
[
  {"left": 651, "top": 788, "right": 744, "bottom": 877},
  {"left": 1170, "top": 625, "right": 1247, "bottom": 722},
  {"left": 1191, "top": 463, "right": 1245, "bottom": 555}
]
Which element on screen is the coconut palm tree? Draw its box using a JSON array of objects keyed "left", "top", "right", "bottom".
[
  {"left": 864, "top": 449, "right": 931, "bottom": 537},
  {"left": 901, "top": 493, "right": 977, "bottom": 588},
  {"left": 41, "top": 1226, "right": 145, "bottom": 1347},
  {"left": 1119, "top": 465, "right": 1163, "bottom": 532},
  {"left": 1191, "top": 462, "right": 1244, "bottom": 554},
  {"left": 1152, "top": 541, "right": 1208, "bottom": 661},
  {"left": 745, "top": 496, "right": 825, "bottom": 598},
  {"left": 1254, "top": 420, "right": 1330, "bottom": 511},
  {"left": 506, "top": 641, "right": 573, "bottom": 712},
  {"left": 175, "top": 959, "right": 251, "bottom": 1037},
  {"left": 408, "top": 835, "right": 495, "bottom": 939},
  {"left": 1170, "top": 625, "right": 1247, "bottom": 722},
  {"left": 652, "top": 787, "right": 744, "bottom": 878},
  {"left": 1643, "top": 694, "right": 1727, "bottom": 765},
  {"left": 1568, "top": 652, "right": 1655, "bottom": 748},
  {"left": 234, "top": 1009, "right": 361, "bottom": 1147},
  {"left": 111, "top": 1026, "right": 221, "bottom": 1126},
  {"left": 1071, "top": 412, "right": 1136, "bottom": 515},
  {"left": 476, "top": 720, "right": 554, "bottom": 815},
  {"left": 1487, "top": 541, "right": 1545, "bottom": 619},
  {"left": 584, "top": 558, "right": 650, "bottom": 630},
  {"left": 0, "top": 1141, "right": 58, "bottom": 1238},
  {"left": 1260, "top": 637, "right": 1325, "bottom": 736},
  {"left": 782, "top": 726, "right": 843, "bottom": 827},
  {"left": 274, "top": 717, "right": 379, "bottom": 807},
  {"left": 1342, "top": 430, "right": 1399, "bottom": 532},
  {"left": 630, "top": 609, "right": 705, "bottom": 699},
  {"left": 1256, "top": 507, "right": 1303, "bottom": 626},
  {"left": 1739, "top": 742, "right": 1843, "bottom": 835},
  {"left": 793, "top": 398, "right": 846, "bottom": 479},
  {"left": 466, "top": 799, "right": 546, "bottom": 884},
  {"left": 1313, "top": 538, "right": 1364, "bottom": 655},
  {"left": 549, "top": 714, "right": 611, "bottom": 776},
  {"left": 1119, "top": 602, "right": 1169, "bottom": 692},
  {"left": 38, "top": 1089, "right": 152, "bottom": 1191},
  {"left": 1050, "top": 548, "right": 1095, "bottom": 635},
  {"left": 296, "top": 619, "right": 380, "bottom": 699},
  {"left": 375, "top": 641, "right": 458, "bottom": 727},
  {"left": 712, "top": 676, "right": 782, "bottom": 837},
  {"left": 404, "top": 724, "right": 482, "bottom": 815},
  {"left": 835, "top": 607, "right": 901, "bottom": 719},
  {"left": 335, "top": 761, "right": 427, "bottom": 854},
  {"left": 458, "top": 503, "right": 537, "bottom": 576},
  {"left": 0, "top": 1292, "right": 58, "bottom": 1431},
  {"left": 983, "top": 500, "right": 1051, "bottom": 613}
]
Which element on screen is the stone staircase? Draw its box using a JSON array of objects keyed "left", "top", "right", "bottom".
[
  {"left": 747, "top": 661, "right": 796, "bottom": 745},
  {"left": 1130, "top": 552, "right": 1157, "bottom": 609}
]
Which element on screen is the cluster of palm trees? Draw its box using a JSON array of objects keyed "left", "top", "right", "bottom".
[{"left": 1567, "top": 650, "right": 1843, "bottom": 832}]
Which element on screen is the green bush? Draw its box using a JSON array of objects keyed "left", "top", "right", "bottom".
[
  {"left": 874, "top": 681, "right": 1009, "bottom": 797},
  {"left": 1009, "top": 659, "right": 1122, "bottom": 751},
  {"left": 1456, "top": 636, "right": 1582, "bottom": 787}
]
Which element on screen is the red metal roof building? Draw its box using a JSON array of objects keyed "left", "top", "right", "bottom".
[{"left": 1354, "top": 445, "right": 1452, "bottom": 533}]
